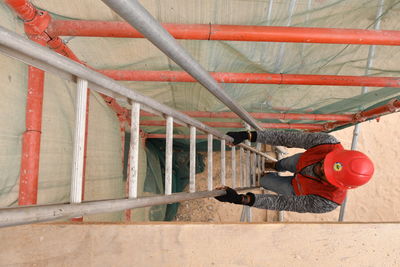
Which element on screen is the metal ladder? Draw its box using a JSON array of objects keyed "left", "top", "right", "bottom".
[{"left": 0, "top": 13, "right": 275, "bottom": 227}]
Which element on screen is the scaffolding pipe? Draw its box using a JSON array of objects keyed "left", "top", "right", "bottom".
[
  {"left": 5, "top": 0, "right": 129, "bottom": 208},
  {"left": 232, "top": 146, "right": 236, "bottom": 188},
  {"left": 5, "top": 0, "right": 47, "bottom": 206},
  {"left": 221, "top": 140, "right": 226, "bottom": 186},
  {"left": 0, "top": 188, "right": 256, "bottom": 228},
  {"left": 100, "top": 0, "right": 262, "bottom": 132},
  {"left": 128, "top": 102, "right": 140, "bottom": 199},
  {"left": 99, "top": 69, "right": 400, "bottom": 88},
  {"left": 189, "top": 126, "right": 196, "bottom": 193},
  {"left": 139, "top": 120, "right": 325, "bottom": 131},
  {"left": 18, "top": 59, "right": 45, "bottom": 206},
  {"left": 239, "top": 147, "right": 244, "bottom": 187},
  {"left": 70, "top": 78, "right": 88, "bottom": 204},
  {"left": 339, "top": 0, "right": 386, "bottom": 222},
  {"left": 5, "top": 0, "right": 36, "bottom": 21},
  {"left": 165, "top": 116, "right": 173, "bottom": 195},
  {"left": 322, "top": 99, "right": 400, "bottom": 131},
  {"left": 256, "top": 143, "right": 262, "bottom": 184},
  {"left": 48, "top": 19, "right": 400, "bottom": 45},
  {"left": 208, "top": 134, "right": 213, "bottom": 191},
  {"left": 252, "top": 152, "right": 257, "bottom": 186},
  {"left": 140, "top": 110, "right": 353, "bottom": 122}
]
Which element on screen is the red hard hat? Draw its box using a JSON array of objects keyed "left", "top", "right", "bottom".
[{"left": 323, "top": 149, "right": 374, "bottom": 189}]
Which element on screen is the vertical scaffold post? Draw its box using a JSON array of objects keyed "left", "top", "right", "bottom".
[
  {"left": 128, "top": 102, "right": 140, "bottom": 199},
  {"left": 339, "top": 0, "right": 385, "bottom": 222},
  {"left": 208, "top": 134, "right": 213, "bottom": 191},
  {"left": 239, "top": 147, "right": 244, "bottom": 187},
  {"left": 70, "top": 78, "right": 88, "bottom": 204},
  {"left": 252, "top": 152, "right": 256, "bottom": 186},
  {"left": 165, "top": 116, "right": 173, "bottom": 195},
  {"left": 277, "top": 149, "right": 286, "bottom": 222},
  {"left": 256, "top": 143, "right": 262, "bottom": 185},
  {"left": 221, "top": 139, "right": 226, "bottom": 186},
  {"left": 189, "top": 126, "right": 196, "bottom": 193},
  {"left": 232, "top": 146, "right": 236, "bottom": 188},
  {"left": 242, "top": 124, "right": 252, "bottom": 222}
]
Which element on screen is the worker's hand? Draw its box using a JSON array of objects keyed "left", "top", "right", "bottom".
[
  {"left": 214, "top": 186, "right": 244, "bottom": 204},
  {"left": 226, "top": 131, "right": 249, "bottom": 145}
]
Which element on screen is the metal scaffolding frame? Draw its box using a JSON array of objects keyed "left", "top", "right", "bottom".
[
  {"left": 1, "top": 0, "right": 400, "bottom": 228},
  {"left": 0, "top": 24, "right": 272, "bottom": 228}
]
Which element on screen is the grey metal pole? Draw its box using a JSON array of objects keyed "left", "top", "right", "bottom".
[
  {"left": 129, "top": 102, "right": 141, "bottom": 198},
  {"left": 165, "top": 116, "right": 173, "bottom": 195},
  {"left": 232, "top": 146, "right": 236, "bottom": 188},
  {"left": 0, "top": 187, "right": 257, "bottom": 228},
  {"left": 239, "top": 147, "right": 244, "bottom": 187},
  {"left": 252, "top": 152, "right": 257, "bottom": 186},
  {"left": 70, "top": 78, "right": 88, "bottom": 204},
  {"left": 189, "top": 126, "right": 196, "bottom": 193},
  {"left": 338, "top": 0, "right": 385, "bottom": 222},
  {"left": 221, "top": 139, "right": 226, "bottom": 186},
  {"left": 276, "top": 149, "right": 286, "bottom": 222},
  {"left": 208, "top": 134, "right": 213, "bottom": 191},
  {"left": 100, "top": 0, "right": 262, "bottom": 131}
]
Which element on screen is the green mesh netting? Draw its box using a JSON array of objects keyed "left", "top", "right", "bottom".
[{"left": 1, "top": 0, "right": 400, "bottom": 221}]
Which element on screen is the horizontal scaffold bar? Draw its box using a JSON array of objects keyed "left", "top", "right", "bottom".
[
  {"left": 99, "top": 70, "right": 400, "bottom": 88},
  {"left": 0, "top": 188, "right": 254, "bottom": 228},
  {"left": 322, "top": 99, "right": 400, "bottom": 131},
  {"left": 48, "top": 20, "right": 400, "bottom": 45},
  {"left": 141, "top": 111, "right": 353, "bottom": 122},
  {"left": 140, "top": 120, "right": 324, "bottom": 131}
]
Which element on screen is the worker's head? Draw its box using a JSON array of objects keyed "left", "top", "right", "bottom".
[{"left": 323, "top": 149, "right": 374, "bottom": 189}]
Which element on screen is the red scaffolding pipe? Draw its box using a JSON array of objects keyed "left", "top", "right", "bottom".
[
  {"left": 6, "top": 0, "right": 131, "bottom": 209},
  {"left": 140, "top": 110, "right": 353, "bottom": 122},
  {"left": 5, "top": 0, "right": 47, "bottom": 205},
  {"left": 322, "top": 99, "right": 400, "bottom": 131},
  {"left": 47, "top": 20, "right": 400, "bottom": 45},
  {"left": 19, "top": 62, "right": 45, "bottom": 205},
  {"left": 99, "top": 69, "right": 400, "bottom": 88}
]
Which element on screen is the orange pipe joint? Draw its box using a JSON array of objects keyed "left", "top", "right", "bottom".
[
  {"left": 6, "top": 0, "right": 51, "bottom": 36},
  {"left": 5, "top": 0, "right": 36, "bottom": 21}
]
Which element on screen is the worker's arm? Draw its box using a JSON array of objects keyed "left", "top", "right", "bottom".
[
  {"left": 248, "top": 193, "right": 338, "bottom": 213},
  {"left": 256, "top": 130, "right": 339, "bottom": 149},
  {"left": 227, "top": 130, "right": 339, "bottom": 149},
  {"left": 215, "top": 187, "right": 338, "bottom": 213}
]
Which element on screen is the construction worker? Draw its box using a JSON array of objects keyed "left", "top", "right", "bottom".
[{"left": 215, "top": 130, "right": 374, "bottom": 213}]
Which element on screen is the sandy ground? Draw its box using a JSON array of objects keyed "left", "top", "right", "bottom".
[{"left": 176, "top": 112, "right": 400, "bottom": 222}]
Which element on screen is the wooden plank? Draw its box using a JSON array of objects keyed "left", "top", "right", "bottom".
[{"left": 0, "top": 223, "right": 399, "bottom": 266}]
